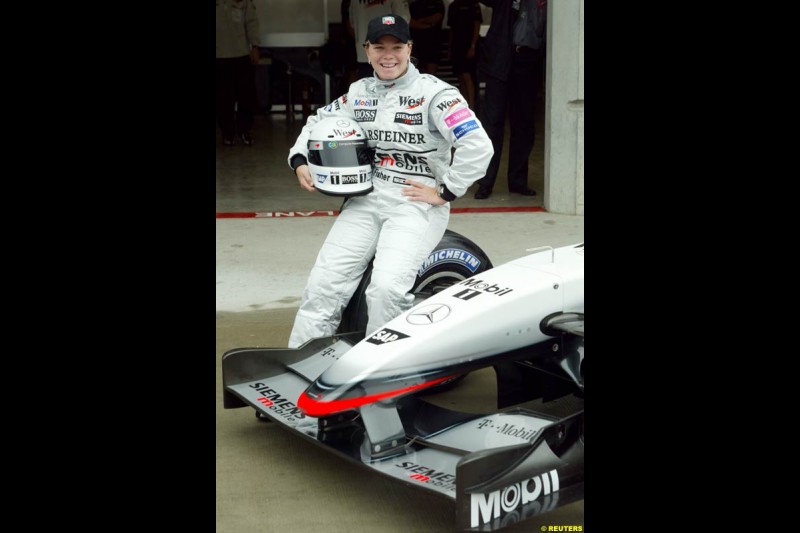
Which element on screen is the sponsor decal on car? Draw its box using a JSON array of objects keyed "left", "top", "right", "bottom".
[
  {"left": 470, "top": 469, "right": 560, "bottom": 528},
  {"left": 366, "top": 328, "right": 410, "bottom": 345},
  {"left": 418, "top": 248, "right": 481, "bottom": 275},
  {"left": 394, "top": 112, "right": 423, "bottom": 125},
  {"left": 453, "top": 119, "right": 481, "bottom": 139},
  {"left": 249, "top": 382, "right": 306, "bottom": 422},
  {"left": 396, "top": 461, "right": 456, "bottom": 492},
  {"left": 476, "top": 419, "right": 538, "bottom": 442},
  {"left": 406, "top": 303, "right": 451, "bottom": 325},
  {"left": 452, "top": 278, "right": 513, "bottom": 300},
  {"left": 453, "top": 289, "right": 479, "bottom": 301}
]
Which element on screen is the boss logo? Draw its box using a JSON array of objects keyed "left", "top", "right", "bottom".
[{"left": 355, "top": 109, "right": 377, "bottom": 122}]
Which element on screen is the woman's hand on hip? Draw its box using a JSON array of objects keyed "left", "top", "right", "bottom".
[{"left": 403, "top": 179, "right": 447, "bottom": 205}]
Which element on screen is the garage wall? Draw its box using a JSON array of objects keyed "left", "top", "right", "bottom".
[{"left": 545, "top": 0, "right": 584, "bottom": 215}]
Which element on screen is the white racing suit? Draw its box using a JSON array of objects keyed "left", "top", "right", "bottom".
[{"left": 287, "top": 63, "right": 493, "bottom": 348}]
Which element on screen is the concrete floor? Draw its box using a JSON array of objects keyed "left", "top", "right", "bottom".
[{"left": 216, "top": 107, "right": 585, "bottom": 532}]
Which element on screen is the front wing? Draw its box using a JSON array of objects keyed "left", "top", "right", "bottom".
[{"left": 222, "top": 333, "right": 584, "bottom": 531}]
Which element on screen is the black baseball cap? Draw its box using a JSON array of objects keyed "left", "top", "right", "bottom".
[{"left": 365, "top": 15, "right": 411, "bottom": 44}]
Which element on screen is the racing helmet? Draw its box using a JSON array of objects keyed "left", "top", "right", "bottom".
[{"left": 307, "top": 117, "right": 374, "bottom": 196}]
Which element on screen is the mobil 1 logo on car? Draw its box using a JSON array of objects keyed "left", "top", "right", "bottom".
[{"left": 452, "top": 278, "right": 514, "bottom": 301}]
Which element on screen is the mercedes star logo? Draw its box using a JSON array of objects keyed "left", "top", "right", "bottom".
[{"left": 406, "top": 303, "right": 451, "bottom": 325}]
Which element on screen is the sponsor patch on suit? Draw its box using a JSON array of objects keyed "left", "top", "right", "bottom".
[
  {"left": 394, "top": 112, "right": 423, "bottom": 125},
  {"left": 453, "top": 119, "right": 480, "bottom": 139},
  {"left": 355, "top": 109, "right": 377, "bottom": 122}
]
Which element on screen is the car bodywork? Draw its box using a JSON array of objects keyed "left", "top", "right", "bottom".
[{"left": 222, "top": 243, "right": 584, "bottom": 531}]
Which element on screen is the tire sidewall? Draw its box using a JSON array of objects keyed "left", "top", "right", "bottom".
[{"left": 338, "top": 229, "right": 493, "bottom": 339}]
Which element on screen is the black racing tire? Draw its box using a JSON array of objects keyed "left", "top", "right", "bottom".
[{"left": 338, "top": 229, "right": 494, "bottom": 340}]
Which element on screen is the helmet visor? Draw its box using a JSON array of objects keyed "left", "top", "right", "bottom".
[{"left": 307, "top": 139, "right": 373, "bottom": 168}]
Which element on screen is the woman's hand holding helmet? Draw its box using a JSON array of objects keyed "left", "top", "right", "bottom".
[{"left": 295, "top": 164, "right": 316, "bottom": 192}]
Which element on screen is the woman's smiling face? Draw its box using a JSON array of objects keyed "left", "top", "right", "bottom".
[{"left": 366, "top": 36, "right": 412, "bottom": 80}]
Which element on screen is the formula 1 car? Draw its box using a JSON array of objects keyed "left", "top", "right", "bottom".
[{"left": 222, "top": 235, "right": 584, "bottom": 531}]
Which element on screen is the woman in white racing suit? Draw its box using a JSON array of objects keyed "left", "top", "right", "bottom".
[{"left": 287, "top": 14, "right": 493, "bottom": 348}]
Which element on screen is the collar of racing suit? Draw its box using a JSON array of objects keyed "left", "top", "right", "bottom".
[{"left": 364, "top": 62, "right": 420, "bottom": 95}]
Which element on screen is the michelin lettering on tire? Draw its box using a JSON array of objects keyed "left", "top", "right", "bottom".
[{"left": 418, "top": 248, "right": 482, "bottom": 276}]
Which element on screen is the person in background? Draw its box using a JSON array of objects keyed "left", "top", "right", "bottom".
[
  {"left": 340, "top": 0, "right": 360, "bottom": 88},
  {"left": 348, "top": 0, "right": 411, "bottom": 79},
  {"left": 473, "top": 0, "right": 546, "bottom": 199},
  {"left": 409, "top": 0, "right": 445, "bottom": 74},
  {"left": 286, "top": 15, "right": 493, "bottom": 348},
  {"left": 216, "top": 0, "right": 261, "bottom": 146},
  {"left": 446, "top": 0, "right": 482, "bottom": 109}
]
